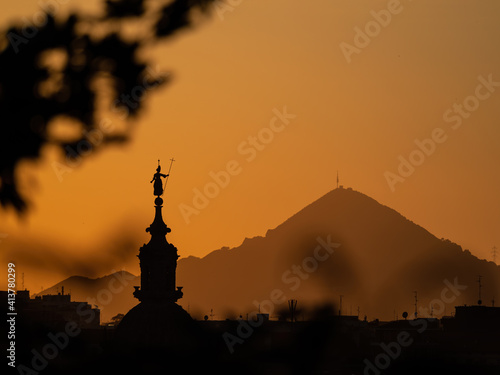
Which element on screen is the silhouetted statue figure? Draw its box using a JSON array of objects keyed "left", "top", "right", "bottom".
[
  {"left": 116, "top": 160, "right": 196, "bottom": 355},
  {"left": 151, "top": 165, "right": 168, "bottom": 196}
]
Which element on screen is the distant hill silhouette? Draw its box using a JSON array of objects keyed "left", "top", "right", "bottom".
[
  {"left": 40, "top": 188, "right": 500, "bottom": 321},
  {"left": 176, "top": 187, "right": 500, "bottom": 320},
  {"left": 36, "top": 271, "right": 138, "bottom": 322}
]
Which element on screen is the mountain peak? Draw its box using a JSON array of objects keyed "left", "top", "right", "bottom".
[
  {"left": 176, "top": 187, "right": 500, "bottom": 320},
  {"left": 41, "top": 189, "right": 500, "bottom": 322}
]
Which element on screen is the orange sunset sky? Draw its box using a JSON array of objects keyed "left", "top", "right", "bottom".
[{"left": 1, "top": 0, "right": 499, "bottom": 292}]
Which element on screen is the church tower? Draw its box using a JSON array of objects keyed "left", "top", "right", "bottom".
[
  {"left": 116, "top": 161, "right": 199, "bottom": 351},
  {"left": 133, "top": 179, "right": 183, "bottom": 303}
]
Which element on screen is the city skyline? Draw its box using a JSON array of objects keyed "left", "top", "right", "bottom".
[{"left": 1, "top": 0, "right": 499, "bottom": 306}]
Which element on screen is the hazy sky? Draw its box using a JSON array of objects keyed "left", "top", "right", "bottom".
[{"left": 1, "top": 0, "right": 499, "bottom": 291}]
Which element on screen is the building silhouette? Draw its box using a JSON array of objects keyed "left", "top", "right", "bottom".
[
  {"left": 132, "top": 195, "right": 183, "bottom": 304},
  {"left": 1, "top": 287, "right": 100, "bottom": 330},
  {"left": 115, "top": 163, "right": 201, "bottom": 351}
]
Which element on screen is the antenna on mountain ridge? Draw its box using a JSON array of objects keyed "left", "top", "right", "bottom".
[
  {"left": 492, "top": 246, "right": 498, "bottom": 264},
  {"left": 477, "top": 275, "right": 482, "bottom": 305},
  {"left": 413, "top": 291, "right": 418, "bottom": 318}
]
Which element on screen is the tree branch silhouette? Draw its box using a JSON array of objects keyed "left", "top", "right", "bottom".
[{"left": 0, "top": 0, "right": 216, "bottom": 212}]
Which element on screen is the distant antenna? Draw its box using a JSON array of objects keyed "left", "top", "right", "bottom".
[
  {"left": 21, "top": 272, "right": 24, "bottom": 290},
  {"left": 337, "top": 170, "right": 339, "bottom": 189},
  {"left": 477, "top": 275, "right": 483, "bottom": 305},
  {"left": 339, "top": 295, "right": 343, "bottom": 316},
  {"left": 492, "top": 246, "right": 498, "bottom": 264},
  {"left": 288, "top": 299, "right": 297, "bottom": 323},
  {"left": 413, "top": 291, "right": 418, "bottom": 318}
]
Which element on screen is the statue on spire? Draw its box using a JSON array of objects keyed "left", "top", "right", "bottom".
[{"left": 151, "top": 163, "right": 168, "bottom": 197}]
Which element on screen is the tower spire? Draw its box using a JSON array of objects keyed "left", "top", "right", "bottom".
[{"left": 133, "top": 162, "right": 183, "bottom": 303}]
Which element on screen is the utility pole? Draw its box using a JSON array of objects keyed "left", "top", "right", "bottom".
[
  {"left": 288, "top": 299, "right": 298, "bottom": 323},
  {"left": 492, "top": 246, "right": 498, "bottom": 264},
  {"left": 477, "top": 275, "right": 482, "bottom": 305},
  {"left": 413, "top": 291, "right": 418, "bottom": 319}
]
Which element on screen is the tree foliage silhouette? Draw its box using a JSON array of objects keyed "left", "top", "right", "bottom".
[{"left": 0, "top": 0, "right": 216, "bottom": 212}]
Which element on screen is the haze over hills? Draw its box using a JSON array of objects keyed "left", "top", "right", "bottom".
[
  {"left": 177, "top": 187, "right": 500, "bottom": 320},
  {"left": 39, "top": 188, "right": 500, "bottom": 321},
  {"left": 35, "top": 271, "right": 139, "bottom": 322}
]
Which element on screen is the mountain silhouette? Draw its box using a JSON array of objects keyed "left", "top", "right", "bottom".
[
  {"left": 176, "top": 187, "right": 500, "bottom": 320},
  {"left": 40, "top": 188, "right": 500, "bottom": 321}
]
